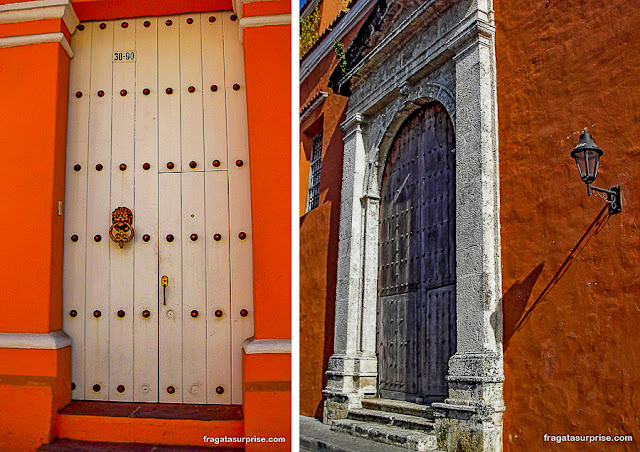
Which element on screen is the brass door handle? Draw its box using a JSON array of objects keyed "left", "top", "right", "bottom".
[
  {"left": 162, "top": 276, "right": 168, "bottom": 305},
  {"left": 109, "top": 207, "right": 134, "bottom": 248}
]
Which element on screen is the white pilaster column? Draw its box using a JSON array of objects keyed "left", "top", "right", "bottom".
[
  {"left": 323, "top": 113, "right": 377, "bottom": 421},
  {"left": 360, "top": 194, "right": 380, "bottom": 357}
]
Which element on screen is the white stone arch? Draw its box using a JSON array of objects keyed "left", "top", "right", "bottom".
[{"left": 365, "top": 87, "right": 456, "bottom": 197}]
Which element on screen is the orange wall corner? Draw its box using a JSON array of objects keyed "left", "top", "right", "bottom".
[
  {"left": 242, "top": 352, "right": 291, "bottom": 451},
  {"left": 0, "top": 347, "right": 71, "bottom": 451},
  {"left": 243, "top": 23, "right": 292, "bottom": 341}
]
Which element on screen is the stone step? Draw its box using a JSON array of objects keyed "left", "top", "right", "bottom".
[
  {"left": 300, "top": 415, "right": 409, "bottom": 452},
  {"left": 39, "top": 438, "right": 241, "bottom": 451},
  {"left": 348, "top": 408, "right": 435, "bottom": 433},
  {"left": 361, "top": 398, "right": 435, "bottom": 420},
  {"left": 331, "top": 419, "right": 440, "bottom": 452}
]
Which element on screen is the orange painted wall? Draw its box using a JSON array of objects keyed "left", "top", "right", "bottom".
[
  {"left": 243, "top": 24, "right": 291, "bottom": 341},
  {"left": 495, "top": 0, "right": 640, "bottom": 450},
  {"left": 299, "top": 10, "right": 367, "bottom": 418},
  {"left": 242, "top": 15, "right": 291, "bottom": 452},
  {"left": 0, "top": 42, "right": 69, "bottom": 334},
  {"left": 243, "top": 353, "right": 291, "bottom": 451},
  {"left": 299, "top": 97, "right": 346, "bottom": 418},
  {"left": 243, "top": 1, "right": 290, "bottom": 18},
  {"left": 0, "top": 19, "right": 70, "bottom": 41},
  {"left": 0, "top": 347, "right": 71, "bottom": 451}
]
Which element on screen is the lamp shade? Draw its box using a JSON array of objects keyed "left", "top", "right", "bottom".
[{"left": 571, "top": 130, "right": 603, "bottom": 184}]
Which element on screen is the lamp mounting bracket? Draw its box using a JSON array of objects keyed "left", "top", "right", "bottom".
[{"left": 589, "top": 184, "right": 622, "bottom": 214}]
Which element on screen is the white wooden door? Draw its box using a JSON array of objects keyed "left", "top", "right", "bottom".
[{"left": 63, "top": 12, "right": 253, "bottom": 405}]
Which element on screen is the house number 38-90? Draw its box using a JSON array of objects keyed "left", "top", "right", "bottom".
[{"left": 113, "top": 51, "right": 135, "bottom": 62}]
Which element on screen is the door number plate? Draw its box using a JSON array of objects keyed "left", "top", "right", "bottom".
[{"left": 113, "top": 51, "right": 136, "bottom": 62}]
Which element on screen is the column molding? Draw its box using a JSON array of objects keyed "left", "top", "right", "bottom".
[
  {"left": 243, "top": 337, "right": 292, "bottom": 354},
  {"left": 0, "top": 0, "right": 78, "bottom": 57},
  {"left": 0, "top": 32, "right": 73, "bottom": 57},
  {"left": 0, "top": 0, "right": 78, "bottom": 32},
  {"left": 0, "top": 331, "right": 71, "bottom": 350}
]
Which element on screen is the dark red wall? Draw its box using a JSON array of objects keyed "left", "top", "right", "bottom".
[{"left": 495, "top": 0, "right": 640, "bottom": 450}]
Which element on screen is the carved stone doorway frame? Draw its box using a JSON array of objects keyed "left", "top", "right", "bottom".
[{"left": 323, "top": 1, "right": 505, "bottom": 449}]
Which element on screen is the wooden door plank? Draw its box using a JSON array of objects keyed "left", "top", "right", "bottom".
[
  {"left": 205, "top": 171, "right": 232, "bottom": 404},
  {"left": 158, "top": 15, "right": 181, "bottom": 173},
  {"left": 179, "top": 13, "right": 205, "bottom": 173},
  {"left": 222, "top": 11, "right": 253, "bottom": 405},
  {"left": 84, "top": 20, "right": 114, "bottom": 401},
  {"left": 133, "top": 16, "right": 159, "bottom": 403},
  {"left": 201, "top": 12, "right": 227, "bottom": 171},
  {"left": 64, "top": 24, "right": 92, "bottom": 400},
  {"left": 181, "top": 172, "right": 207, "bottom": 404},
  {"left": 109, "top": 16, "right": 136, "bottom": 402},
  {"left": 158, "top": 172, "right": 183, "bottom": 403}
]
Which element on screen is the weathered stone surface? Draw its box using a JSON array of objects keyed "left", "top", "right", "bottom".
[
  {"left": 332, "top": 418, "right": 440, "bottom": 451},
  {"left": 301, "top": 415, "right": 411, "bottom": 452}
]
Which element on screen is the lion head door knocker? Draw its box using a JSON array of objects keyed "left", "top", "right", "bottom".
[{"left": 109, "top": 207, "right": 134, "bottom": 248}]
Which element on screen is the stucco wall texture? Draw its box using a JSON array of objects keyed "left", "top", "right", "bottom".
[{"left": 495, "top": 0, "right": 640, "bottom": 450}]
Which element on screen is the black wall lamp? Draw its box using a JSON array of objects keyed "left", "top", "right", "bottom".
[{"left": 570, "top": 129, "right": 622, "bottom": 214}]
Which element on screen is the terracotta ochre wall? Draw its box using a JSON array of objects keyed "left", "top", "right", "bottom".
[
  {"left": 495, "top": 0, "right": 640, "bottom": 450},
  {"left": 299, "top": 95, "right": 346, "bottom": 418},
  {"left": 299, "top": 9, "right": 368, "bottom": 417}
]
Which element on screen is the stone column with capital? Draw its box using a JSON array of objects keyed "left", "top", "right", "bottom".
[
  {"left": 323, "top": 113, "right": 378, "bottom": 422},
  {"left": 432, "top": 14, "right": 505, "bottom": 452}
]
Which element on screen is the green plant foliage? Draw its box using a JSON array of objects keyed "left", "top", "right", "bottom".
[
  {"left": 333, "top": 40, "right": 347, "bottom": 74},
  {"left": 300, "top": 5, "right": 321, "bottom": 55}
]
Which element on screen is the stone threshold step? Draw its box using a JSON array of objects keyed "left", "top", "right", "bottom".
[
  {"left": 348, "top": 408, "right": 435, "bottom": 432},
  {"left": 331, "top": 419, "right": 440, "bottom": 452},
  {"left": 59, "top": 401, "right": 243, "bottom": 421},
  {"left": 39, "top": 439, "right": 242, "bottom": 451},
  {"left": 361, "top": 398, "right": 435, "bottom": 419},
  {"left": 54, "top": 401, "right": 244, "bottom": 448}
]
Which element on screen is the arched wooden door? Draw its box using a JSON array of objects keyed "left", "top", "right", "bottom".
[{"left": 377, "top": 102, "right": 456, "bottom": 404}]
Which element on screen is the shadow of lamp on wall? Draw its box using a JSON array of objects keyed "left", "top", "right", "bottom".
[{"left": 571, "top": 129, "right": 622, "bottom": 214}]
